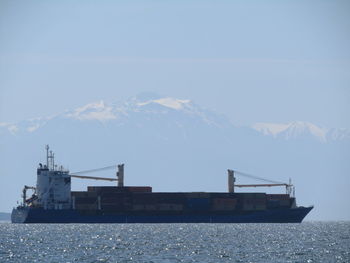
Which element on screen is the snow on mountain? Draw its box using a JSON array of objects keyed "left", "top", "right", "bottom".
[
  {"left": 127, "top": 93, "right": 193, "bottom": 112},
  {"left": 252, "top": 121, "right": 350, "bottom": 142},
  {"left": 137, "top": 97, "right": 191, "bottom": 110},
  {"left": 0, "top": 116, "right": 52, "bottom": 135},
  {"left": 252, "top": 123, "right": 290, "bottom": 136},
  {"left": 0, "top": 122, "right": 18, "bottom": 134},
  {"left": 64, "top": 100, "right": 118, "bottom": 121},
  {"left": 327, "top": 128, "right": 350, "bottom": 141},
  {"left": 0, "top": 95, "right": 229, "bottom": 135},
  {"left": 1, "top": 95, "right": 349, "bottom": 143}
]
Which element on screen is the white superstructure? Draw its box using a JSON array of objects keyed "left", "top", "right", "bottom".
[{"left": 36, "top": 145, "right": 71, "bottom": 209}]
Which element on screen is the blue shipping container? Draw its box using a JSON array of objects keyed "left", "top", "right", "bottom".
[{"left": 187, "top": 198, "right": 210, "bottom": 210}]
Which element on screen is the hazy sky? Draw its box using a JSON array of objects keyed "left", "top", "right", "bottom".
[{"left": 0, "top": 0, "right": 349, "bottom": 127}]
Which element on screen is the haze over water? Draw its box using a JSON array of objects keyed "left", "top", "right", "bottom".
[
  {"left": 1, "top": 222, "right": 349, "bottom": 262},
  {"left": 1, "top": 1, "right": 350, "bottom": 222}
]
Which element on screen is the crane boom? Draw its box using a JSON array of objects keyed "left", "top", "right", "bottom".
[
  {"left": 69, "top": 163, "right": 124, "bottom": 186},
  {"left": 71, "top": 165, "right": 117, "bottom": 175},
  {"left": 234, "top": 170, "right": 285, "bottom": 184},
  {"left": 70, "top": 165, "right": 118, "bottom": 182},
  {"left": 70, "top": 174, "right": 117, "bottom": 182},
  {"left": 235, "top": 183, "right": 290, "bottom": 188},
  {"left": 228, "top": 169, "right": 295, "bottom": 196}
]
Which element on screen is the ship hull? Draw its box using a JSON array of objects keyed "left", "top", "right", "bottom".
[{"left": 12, "top": 206, "right": 313, "bottom": 224}]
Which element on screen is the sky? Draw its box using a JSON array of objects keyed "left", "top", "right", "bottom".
[{"left": 0, "top": 0, "right": 349, "bottom": 128}]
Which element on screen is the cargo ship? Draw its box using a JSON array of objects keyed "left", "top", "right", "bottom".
[{"left": 12, "top": 146, "right": 313, "bottom": 223}]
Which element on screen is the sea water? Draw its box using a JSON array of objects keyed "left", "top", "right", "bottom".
[{"left": 0, "top": 222, "right": 349, "bottom": 263}]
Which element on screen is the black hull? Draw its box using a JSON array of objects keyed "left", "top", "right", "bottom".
[{"left": 11, "top": 206, "right": 313, "bottom": 223}]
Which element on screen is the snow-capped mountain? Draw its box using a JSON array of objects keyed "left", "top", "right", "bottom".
[
  {"left": 64, "top": 100, "right": 118, "bottom": 121},
  {"left": 1, "top": 94, "right": 348, "bottom": 143},
  {"left": 0, "top": 94, "right": 231, "bottom": 136},
  {"left": 252, "top": 121, "right": 349, "bottom": 143},
  {"left": 0, "top": 116, "right": 52, "bottom": 135}
]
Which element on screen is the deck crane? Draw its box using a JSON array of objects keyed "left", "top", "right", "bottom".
[
  {"left": 22, "top": 185, "right": 37, "bottom": 205},
  {"left": 227, "top": 169, "right": 295, "bottom": 196},
  {"left": 70, "top": 164, "right": 125, "bottom": 186}
]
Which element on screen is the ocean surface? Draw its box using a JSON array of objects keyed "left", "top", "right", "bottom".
[{"left": 0, "top": 222, "right": 349, "bottom": 263}]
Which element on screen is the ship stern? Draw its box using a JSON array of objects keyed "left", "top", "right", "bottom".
[{"left": 11, "top": 207, "right": 30, "bottom": 223}]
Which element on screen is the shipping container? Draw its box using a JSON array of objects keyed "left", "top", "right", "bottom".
[
  {"left": 254, "top": 204, "right": 266, "bottom": 211},
  {"left": 254, "top": 193, "right": 266, "bottom": 199},
  {"left": 186, "top": 192, "right": 210, "bottom": 198},
  {"left": 187, "top": 198, "right": 210, "bottom": 210},
  {"left": 239, "top": 193, "right": 255, "bottom": 199},
  {"left": 278, "top": 199, "right": 291, "bottom": 207},
  {"left": 157, "top": 203, "right": 183, "bottom": 211},
  {"left": 132, "top": 193, "right": 155, "bottom": 204},
  {"left": 132, "top": 204, "right": 157, "bottom": 211},
  {"left": 75, "top": 203, "right": 97, "bottom": 210},
  {"left": 127, "top": 187, "right": 152, "bottom": 193},
  {"left": 101, "top": 204, "right": 124, "bottom": 211},
  {"left": 132, "top": 204, "right": 145, "bottom": 211},
  {"left": 153, "top": 193, "right": 186, "bottom": 204},
  {"left": 267, "top": 200, "right": 280, "bottom": 208},
  {"left": 71, "top": 191, "right": 98, "bottom": 198},
  {"left": 75, "top": 197, "right": 97, "bottom": 204},
  {"left": 87, "top": 186, "right": 123, "bottom": 193},
  {"left": 267, "top": 194, "right": 290, "bottom": 200},
  {"left": 100, "top": 192, "right": 132, "bottom": 199},
  {"left": 101, "top": 198, "right": 125, "bottom": 205},
  {"left": 212, "top": 198, "right": 237, "bottom": 211},
  {"left": 87, "top": 186, "right": 151, "bottom": 193},
  {"left": 242, "top": 197, "right": 267, "bottom": 211},
  {"left": 144, "top": 204, "right": 157, "bottom": 211},
  {"left": 242, "top": 203, "right": 255, "bottom": 211}
]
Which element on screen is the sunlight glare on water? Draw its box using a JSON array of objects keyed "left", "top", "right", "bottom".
[{"left": 0, "top": 222, "right": 349, "bottom": 263}]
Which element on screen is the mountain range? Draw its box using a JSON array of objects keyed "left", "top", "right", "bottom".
[
  {"left": 1, "top": 94, "right": 349, "bottom": 143},
  {"left": 0, "top": 94, "right": 229, "bottom": 136},
  {"left": 0, "top": 93, "right": 349, "bottom": 220}
]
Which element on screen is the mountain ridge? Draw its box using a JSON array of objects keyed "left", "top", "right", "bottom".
[{"left": 1, "top": 95, "right": 349, "bottom": 143}]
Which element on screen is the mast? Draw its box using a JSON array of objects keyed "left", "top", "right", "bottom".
[
  {"left": 46, "top": 145, "right": 49, "bottom": 168},
  {"left": 45, "top": 145, "right": 55, "bottom": 171},
  {"left": 117, "top": 164, "right": 124, "bottom": 187},
  {"left": 228, "top": 169, "right": 235, "bottom": 193},
  {"left": 52, "top": 152, "right": 55, "bottom": 170}
]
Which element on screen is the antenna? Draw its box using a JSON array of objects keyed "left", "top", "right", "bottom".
[
  {"left": 45, "top": 145, "right": 49, "bottom": 167},
  {"left": 287, "top": 178, "right": 292, "bottom": 195},
  {"left": 45, "top": 145, "right": 56, "bottom": 170},
  {"left": 53, "top": 152, "right": 55, "bottom": 170},
  {"left": 49, "top": 150, "right": 53, "bottom": 170}
]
